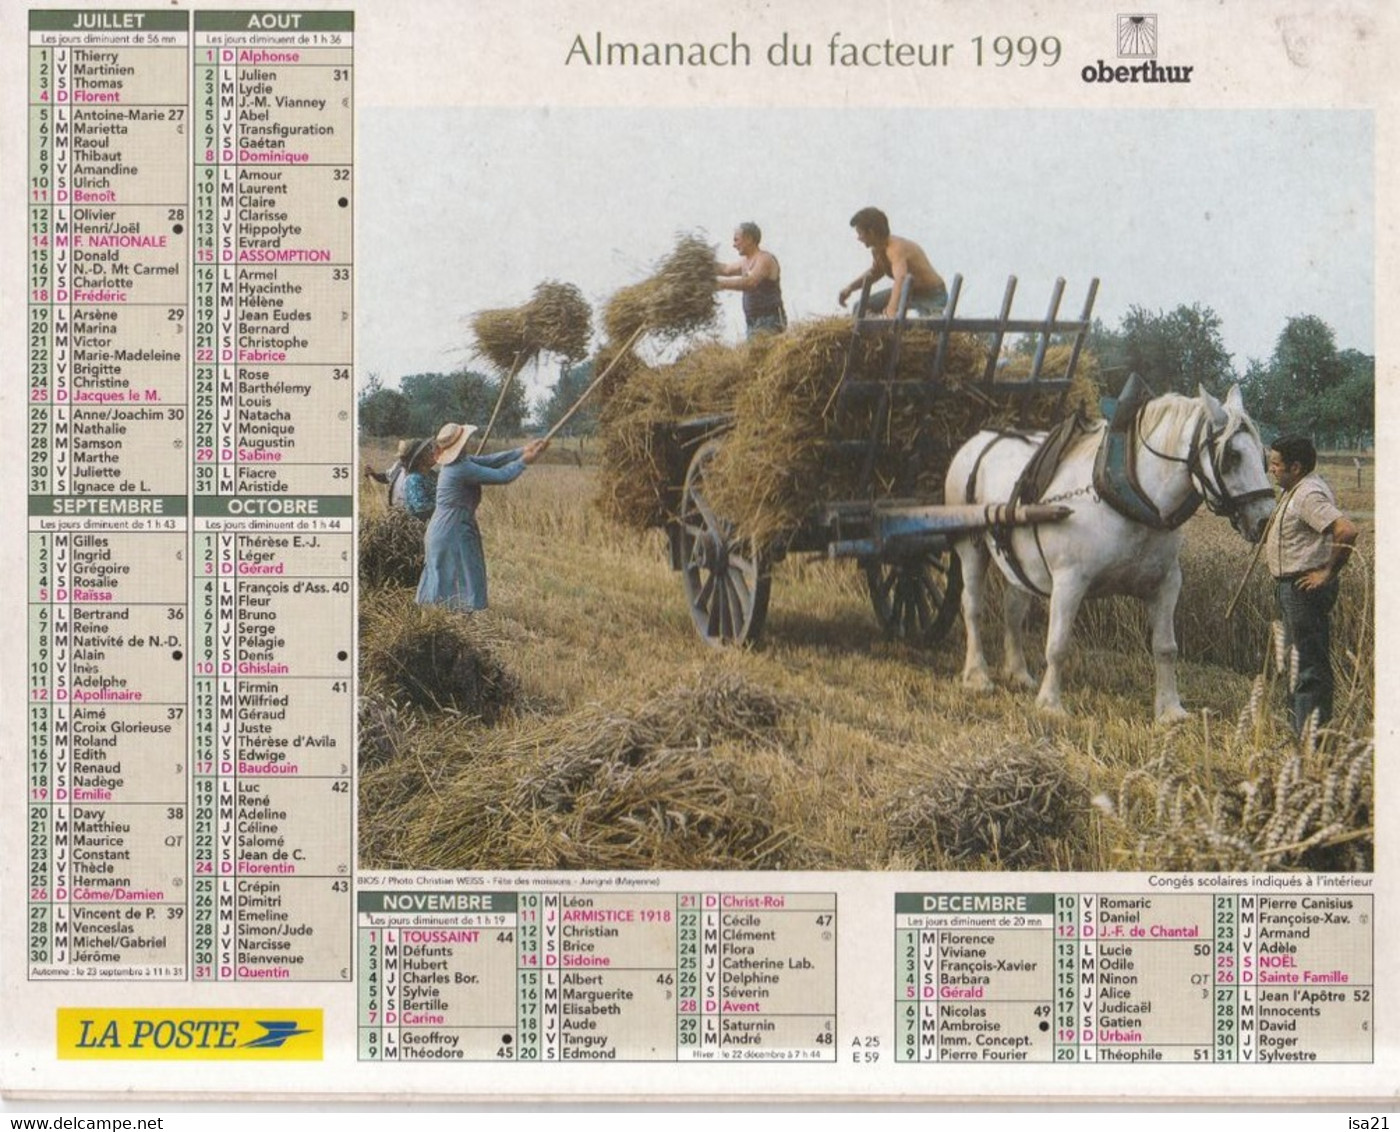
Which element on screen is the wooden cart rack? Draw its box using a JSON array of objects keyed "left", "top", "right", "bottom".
[{"left": 662, "top": 274, "right": 1100, "bottom": 648}]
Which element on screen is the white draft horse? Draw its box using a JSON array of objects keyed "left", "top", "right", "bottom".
[{"left": 944, "top": 384, "right": 1276, "bottom": 723}]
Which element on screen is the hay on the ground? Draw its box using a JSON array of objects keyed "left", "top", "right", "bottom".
[
  {"left": 518, "top": 670, "right": 790, "bottom": 812},
  {"left": 359, "top": 593, "right": 519, "bottom": 720},
  {"left": 358, "top": 725, "right": 474, "bottom": 867},
  {"left": 602, "top": 232, "right": 719, "bottom": 346},
  {"left": 364, "top": 670, "right": 801, "bottom": 871},
  {"left": 887, "top": 743, "right": 1088, "bottom": 866},
  {"left": 358, "top": 692, "right": 412, "bottom": 772},
  {"left": 358, "top": 507, "right": 426, "bottom": 590},
  {"left": 509, "top": 672, "right": 796, "bottom": 869},
  {"left": 1096, "top": 727, "right": 1373, "bottom": 871}
]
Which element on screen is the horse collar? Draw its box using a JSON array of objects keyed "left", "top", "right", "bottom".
[{"left": 1092, "top": 407, "right": 1203, "bottom": 531}]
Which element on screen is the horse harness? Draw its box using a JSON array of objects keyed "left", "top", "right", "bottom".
[
  {"left": 963, "top": 389, "right": 1272, "bottom": 598},
  {"left": 1110, "top": 405, "right": 1274, "bottom": 529},
  {"left": 962, "top": 414, "right": 1096, "bottom": 598},
  {"left": 1092, "top": 415, "right": 1197, "bottom": 530}
]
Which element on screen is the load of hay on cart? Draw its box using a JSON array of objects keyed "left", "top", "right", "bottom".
[{"left": 595, "top": 274, "right": 1102, "bottom": 648}]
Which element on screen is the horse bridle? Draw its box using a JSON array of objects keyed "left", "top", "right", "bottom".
[{"left": 1139, "top": 409, "right": 1274, "bottom": 525}]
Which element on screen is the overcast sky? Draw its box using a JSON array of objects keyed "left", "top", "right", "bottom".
[{"left": 358, "top": 108, "right": 1373, "bottom": 404}]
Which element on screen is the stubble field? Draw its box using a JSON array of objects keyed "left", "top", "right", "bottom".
[{"left": 358, "top": 438, "right": 1374, "bottom": 875}]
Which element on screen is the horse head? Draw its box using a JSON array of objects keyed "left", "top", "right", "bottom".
[{"left": 1194, "top": 384, "right": 1275, "bottom": 543}]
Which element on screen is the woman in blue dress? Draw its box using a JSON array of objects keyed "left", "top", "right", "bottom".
[{"left": 415, "top": 422, "right": 548, "bottom": 611}]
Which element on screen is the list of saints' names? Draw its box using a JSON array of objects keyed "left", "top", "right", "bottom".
[{"left": 27, "top": 8, "right": 354, "bottom": 984}]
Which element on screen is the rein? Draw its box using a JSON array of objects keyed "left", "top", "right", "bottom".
[{"left": 1134, "top": 405, "right": 1271, "bottom": 528}]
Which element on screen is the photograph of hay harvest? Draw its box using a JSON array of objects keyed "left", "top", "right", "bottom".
[{"left": 356, "top": 109, "right": 1374, "bottom": 874}]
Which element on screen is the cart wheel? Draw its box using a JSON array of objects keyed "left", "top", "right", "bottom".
[
  {"left": 865, "top": 550, "right": 963, "bottom": 648},
  {"left": 679, "top": 440, "right": 771, "bottom": 647}
]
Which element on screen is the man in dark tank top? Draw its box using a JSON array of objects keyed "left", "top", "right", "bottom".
[{"left": 716, "top": 221, "right": 786, "bottom": 338}]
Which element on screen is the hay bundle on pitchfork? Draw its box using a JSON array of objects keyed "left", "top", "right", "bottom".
[
  {"left": 467, "top": 280, "right": 593, "bottom": 451},
  {"left": 523, "top": 233, "right": 728, "bottom": 456}
]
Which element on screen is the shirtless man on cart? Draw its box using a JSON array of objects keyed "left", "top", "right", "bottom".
[{"left": 838, "top": 206, "right": 948, "bottom": 318}]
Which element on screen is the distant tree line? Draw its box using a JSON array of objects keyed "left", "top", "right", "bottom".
[
  {"left": 364, "top": 307, "right": 1373, "bottom": 451},
  {"left": 536, "top": 359, "right": 598, "bottom": 437},
  {"left": 1081, "top": 305, "right": 1373, "bottom": 449},
  {"left": 358, "top": 369, "right": 530, "bottom": 441}
]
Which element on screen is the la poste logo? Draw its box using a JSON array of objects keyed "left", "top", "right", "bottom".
[{"left": 57, "top": 1008, "right": 322, "bottom": 1060}]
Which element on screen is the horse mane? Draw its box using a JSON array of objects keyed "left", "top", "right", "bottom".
[{"left": 1136, "top": 393, "right": 1200, "bottom": 452}]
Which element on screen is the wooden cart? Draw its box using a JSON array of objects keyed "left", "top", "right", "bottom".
[{"left": 662, "top": 274, "right": 1100, "bottom": 647}]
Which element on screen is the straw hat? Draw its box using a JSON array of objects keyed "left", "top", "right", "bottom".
[
  {"left": 433, "top": 422, "right": 479, "bottom": 466},
  {"left": 394, "top": 438, "right": 414, "bottom": 461}
]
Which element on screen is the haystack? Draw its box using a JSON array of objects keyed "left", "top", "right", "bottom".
[
  {"left": 709, "top": 329, "right": 1101, "bottom": 544},
  {"left": 359, "top": 592, "right": 519, "bottom": 720},
  {"left": 594, "top": 338, "right": 773, "bottom": 528},
  {"left": 364, "top": 670, "right": 802, "bottom": 872},
  {"left": 470, "top": 307, "right": 532, "bottom": 374},
  {"left": 887, "top": 743, "right": 1088, "bottom": 867},
  {"left": 358, "top": 506, "right": 426, "bottom": 590},
  {"left": 1000, "top": 340, "right": 1101, "bottom": 385},
  {"left": 601, "top": 282, "right": 654, "bottom": 347},
  {"left": 594, "top": 314, "right": 1101, "bottom": 543},
  {"left": 525, "top": 280, "right": 592, "bottom": 362}
]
